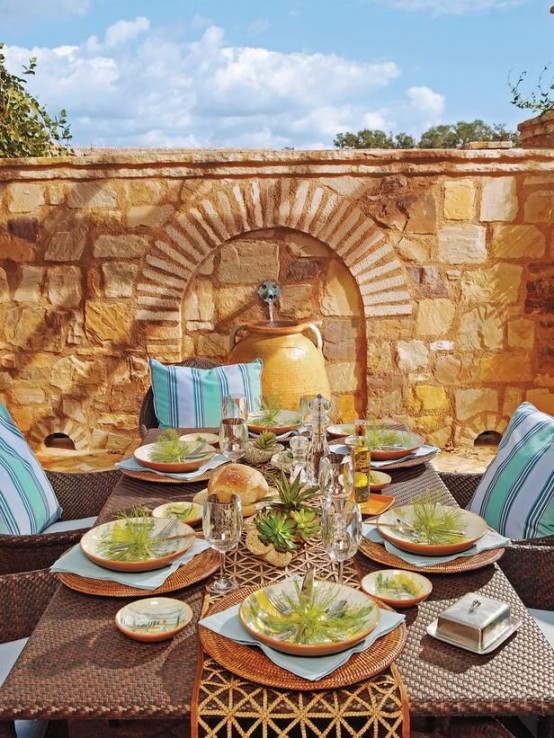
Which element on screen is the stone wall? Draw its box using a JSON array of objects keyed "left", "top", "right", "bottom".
[{"left": 0, "top": 148, "right": 553, "bottom": 450}]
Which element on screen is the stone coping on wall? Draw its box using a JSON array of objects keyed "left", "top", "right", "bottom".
[{"left": 1, "top": 147, "right": 554, "bottom": 181}]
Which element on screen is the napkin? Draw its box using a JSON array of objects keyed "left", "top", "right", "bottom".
[
  {"left": 116, "top": 454, "right": 229, "bottom": 480},
  {"left": 328, "top": 444, "right": 439, "bottom": 467},
  {"left": 199, "top": 604, "right": 404, "bottom": 681},
  {"left": 51, "top": 538, "right": 211, "bottom": 590},
  {"left": 362, "top": 523, "right": 510, "bottom": 568}
]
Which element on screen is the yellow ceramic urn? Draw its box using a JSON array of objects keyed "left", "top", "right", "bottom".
[{"left": 228, "top": 321, "right": 331, "bottom": 411}]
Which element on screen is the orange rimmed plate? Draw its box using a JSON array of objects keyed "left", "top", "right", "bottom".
[
  {"left": 344, "top": 430, "right": 424, "bottom": 460},
  {"left": 361, "top": 570, "right": 432, "bottom": 609},
  {"left": 376, "top": 505, "right": 487, "bottom": 556},
  {"left": 133, "top": 442, "right": 215, "bottom": 473},
  {"left": 80, "top": 518, "right": 195, "bottom": 572},
  {"left": 151, "top": 501, "right": 203, "bottom": 526},
  {"left": 238, "top": 579, "right": 380, "bottom": 657},
  {"left": 247, "top": 409, "right": 301, "bottom": 435}
]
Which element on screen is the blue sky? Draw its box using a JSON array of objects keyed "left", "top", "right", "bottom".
[{"left": 1, "top": 0, "right": 552, "bottom": 149}]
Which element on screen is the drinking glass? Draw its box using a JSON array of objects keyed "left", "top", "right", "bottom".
[
  {"left": 219, "top": 417, "right": 248, "bottom": 461},
  {"left": 202, "top": 493, "right": 243, "bottom": 594},
  {"left": 222, "top": 394, "right": 249, "bottom": 421},
  {"left": 319, "top": 454, "right": 354, "bottom": 507},
  {"left": 321, "top": 498, "right": 362, "bottom": 585},
  {"left": 299, "top": 394, "right": 318, "bottom": 429}
]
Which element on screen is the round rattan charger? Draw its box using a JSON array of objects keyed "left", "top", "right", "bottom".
[
  {"left": 57, "top": 549, "right": 219, "bottom": 597},
  {"left": 119, "top": 468, "right": 213, "bottom": 485},
  {"left": 198, "top": 585, "right": 407, "bottom": 691},
  {"left": 359, "top": 538, "right": 505, "bottom": 574}
]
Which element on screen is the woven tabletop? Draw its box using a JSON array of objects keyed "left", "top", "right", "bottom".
[{"left": 1, "top": 436, "right": 554, "bottom": 727}]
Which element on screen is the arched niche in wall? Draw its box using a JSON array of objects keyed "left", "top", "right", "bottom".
[{"left": 181, "top": 226, "right": 368, "bottom": 421}]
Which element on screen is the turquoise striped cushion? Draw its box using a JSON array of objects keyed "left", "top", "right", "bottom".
[
  {"left": 0, "top": 403, "right": 62, "bottom": 535},
  {"left": 149, "top": 358, "right": 263, "bottom": 429},
  {"left": 468, "top": 402, "right": 554, "bottom": 539}
]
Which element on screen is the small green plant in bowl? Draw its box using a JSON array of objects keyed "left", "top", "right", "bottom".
[{"left": 149, "top": 429, "right": 211, "bottom": 463}]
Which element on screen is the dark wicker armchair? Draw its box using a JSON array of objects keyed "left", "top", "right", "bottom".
[
  {"left": 139, "top": 357, "right": 221, "bottom": 438},
  {"left": 0, "top": 468, "right": 120, "bottom": 575},
  {"left": 0, "top": 569, "right": 59, "bottom": 738},
  {"left": 438, "top": 471, "right": 554, "bottom": 610}
]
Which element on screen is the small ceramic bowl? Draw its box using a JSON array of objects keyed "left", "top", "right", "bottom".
[
  {"left": 179, "top": 432, "right": 219, "bottom": 447},
  {"left": 151, "top": 501, "right": 203, "bottom": 526},
  {"left": 115, "top": 597, "right": 193, "bottom": 642},
  {"left": 361, "top": 569, "right": 432, "bottom": 609}
]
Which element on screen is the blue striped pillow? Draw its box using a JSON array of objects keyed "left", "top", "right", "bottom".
[
  {"left": 0, "top": 403, "right": 62, "bottom": 535},
  {"left": 149, "top": 358, "right": 263, "bottom": 429},
  {"left": 468, "top": 402, "right": 554, "bottom": 539}
]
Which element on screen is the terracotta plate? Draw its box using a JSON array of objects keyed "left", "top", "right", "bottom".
[
  {"left": 377, "top": 505, "right": 488, "bottom": 556},
  {"left": 179, "top": 432, "right": 219, "bottom": 446},
  {"left": 80, "top": 518, "right": 195, "bottom": 572},
  {"left": 238, "top": 579, "right": 380, "bottom": 656},
  {"left": 247, "top": 409, "right": 301, "bottom": 434},
  {"left": 344, "top": 430, "right": 425, "bottom": 460},
  {"left": 134, "top": 442, "right": 215, "bottom": 473}
]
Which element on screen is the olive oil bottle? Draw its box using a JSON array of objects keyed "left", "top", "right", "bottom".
[{"left": 350, "top": 436, "right": 371, "bottom": 503}]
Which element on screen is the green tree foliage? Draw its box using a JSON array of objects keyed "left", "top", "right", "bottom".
[
  {"left": 334, "top": 119, "right": 518, "bottom": 150},
  {"left": 0, "top": 43, "right": 72, "bottom": 157}
]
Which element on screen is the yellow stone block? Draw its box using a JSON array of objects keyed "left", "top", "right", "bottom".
[
  {"left": 416, "top": 299, "right": 455, "bottom": 336},
  {"left": 479, "top": 353, "right": 533, "bottom": 383},
  {"left": 443, "top": 180, "right": 476, "bottom": 220},
  {"left": 321, "top": 261, "right": 359, "bottom": 317},
  {"left": 410, "top": 385, "right": 449, "bottom": 413},
  {"left": 507, "top": 319, "right": 535, "bottom": 349}
]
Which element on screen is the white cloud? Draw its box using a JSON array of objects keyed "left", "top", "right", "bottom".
[
  {"left": 375, "top": 0, "right": 521, "bottom": 13},
  {"left": 248, "top": 19, "right": 271, "bottom": 34},
  {"left": 407, "top": 86, "right": 445, "bottom": 120},
  {"left": 2, "top": 19, "right": 402, "bottom": 149},
  {"left": 0, "top": 0, "right": 89, "bottom": 19}
]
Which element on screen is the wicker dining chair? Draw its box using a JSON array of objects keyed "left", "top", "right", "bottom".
[
  {"left": 139, "top": 357, "right": 221, "bottom": 438},
  {"left": 0, "top": 468, "right": 120, "bottom": 575},
  {"left": 0, "top": 568, "right": 59, "bottom": 738}
]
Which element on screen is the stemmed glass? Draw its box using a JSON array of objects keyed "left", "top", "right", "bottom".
[
  {"left": 222, "top": 394, "right": 249, "bottom": 421},
  {"left": 202, "top": 492, "right": 243, "bottom": 594},
  {"left": 319, "top": 454, "right": 354, "bottom": 508},
  {"left": 219, "top": 417, "right": 248, "bottom": 461},
  {"left": 321, "top": 498, "right": 362, "bottom": 585}
]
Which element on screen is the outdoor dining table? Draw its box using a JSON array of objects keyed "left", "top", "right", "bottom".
[{"left": 0, "top": 428, "right": 553, "bottom": 738}]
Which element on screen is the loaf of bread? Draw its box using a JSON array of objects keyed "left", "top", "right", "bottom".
[{"left": 207, "top": 463, "right": 269, "bottom": 513}]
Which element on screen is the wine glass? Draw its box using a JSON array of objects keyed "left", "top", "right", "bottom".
[
  {"left": 319, "top": 454, "right": 354, "bottom": 507},
  {"left": 222, "top": 394, "right": 249, "bottom": 421},
  {"left": 299, "top": 394, "right": 317, "bottom": 430},
  {"left": 321, "top": 498, "right": 362, "bottom": 585},
  {"left": 219, "top": 417, "right": 248, "bottom": 461},
  {"left": 202, "top": 493, "right": 243, "bottom": 594}
]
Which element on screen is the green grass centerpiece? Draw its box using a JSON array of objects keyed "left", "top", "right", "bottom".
[{"left": 408, "top": 491, "right": 465, "bottom": 545}]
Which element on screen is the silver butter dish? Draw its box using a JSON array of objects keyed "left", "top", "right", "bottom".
[{"left": 427, "top": 592, "right": 521, "bottom": 654}]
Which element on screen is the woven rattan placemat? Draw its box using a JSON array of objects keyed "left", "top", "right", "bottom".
[
  {"left": 198, "top": 585, "right": 407, "bottom": 691},
  {"left": 359, "top": 538, "right": 504, "bottom": 573},
  {"left": 119, "top": 468, "right": 213, "bottom": 485},
  {"left": 57, "top": 549, "right": 220, "bottom": 597}
]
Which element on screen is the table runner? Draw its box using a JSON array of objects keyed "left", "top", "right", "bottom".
[{"left": 191, "top": 540, "right": 410, "bottom": 738}]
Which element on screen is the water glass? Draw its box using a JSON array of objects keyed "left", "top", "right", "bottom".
[
  {"left": 202, "top": 493, "right": 243, "bottom": 594},
  {"left": 219, "top": 417, "right": 248, "bottom": 461},
  {"left": 222, "top": 394, "right": 249, "bottom": 421},
  {"left": 321, "top": 499, "right": 362, "bottom": 585}
]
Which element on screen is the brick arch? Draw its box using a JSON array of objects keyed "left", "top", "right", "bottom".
[
  {"left": 29, "top": 417, "right": 89, "bottom": 450},
  {"left": 135, "top": 179, "right": 412, "bottom": 323}
]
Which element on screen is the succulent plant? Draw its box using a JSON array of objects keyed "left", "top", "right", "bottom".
[
  {"left": 255, "top": 509, "right": 297, "bottom": 553},
  {"left": 290, "top": 508, "right": 321, "bottom": 541},
  {"left": 271, "top": 470, "right": 320, "bottom": 513},
  {"left": 254, "top": 431, "right": 277, "bottom": 450},
  {"left": 258, "top": 396, "right": 281, "bottom": 426}
]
